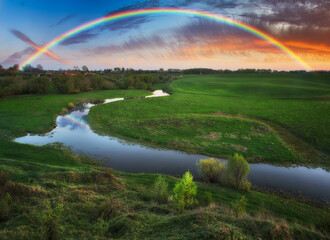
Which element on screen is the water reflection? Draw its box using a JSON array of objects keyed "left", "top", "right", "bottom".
[{"left": 14, "top": 91, "right": 330, "bottom": 201}]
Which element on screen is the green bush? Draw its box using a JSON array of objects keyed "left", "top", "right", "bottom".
[
  {"left": 231, "top": 196, "right": 248, "bottom": 217},
  {"left": 227, "top": 153, "right": 251, "bottom": 191},
  {"left": 173, "top": 171, "right": 197, "bottom": 211},
  {"left": 197, "top": 158, "right": 225, "bottom": 183},
  {"left": 154, "top": 176, "right": 169, "bottom": 204}
]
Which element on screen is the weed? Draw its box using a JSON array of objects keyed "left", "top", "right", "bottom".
[{"left": 154, "top": 175, "right": 169, "bottom": 204}]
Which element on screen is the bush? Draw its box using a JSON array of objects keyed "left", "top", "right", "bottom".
[
  {"left": 231, "top": 196, "right": 248, "bottom": 217},
  {"left": 197, "top": 158, "right": 225, "bottom": 183},
  {"left": 97, "top": 197, "right": 124, "bottom": 221},
  {"left": 227, "top": 153, "right": 251, "bottom": 191},
  {"left": 154, "top": 176, "right": 169, "bottom": 204},
  {"left": 173, "top": 171, "right": 197, "bottom": 211},
  {"left": 270, "top": 223, "right": 293, "bottom": 240},
  {"left": 67, "top": 102, "right": 75, "bottom": 109}
]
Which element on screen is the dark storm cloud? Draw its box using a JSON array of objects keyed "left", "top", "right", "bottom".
[
  {"left": 241, "top": 0, "right": 330, "bottom": 28},
  {"left": 239, "top": 0, "right": 330, "bottom": 47},
  {"left": 2, "top": 47, "right": 35, "bottom": 66},
  {"left": 173, "top": 0, "right": 239, "bottom": 8},
  {"left": 50, "top": 14, "right": 76, "bottom": 27}
]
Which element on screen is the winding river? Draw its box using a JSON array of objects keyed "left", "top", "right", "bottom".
[{"left": 14, "top": 90, "right": 330, "bottom": 201}]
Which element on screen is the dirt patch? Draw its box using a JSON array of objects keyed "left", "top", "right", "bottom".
[
  {"left": 242, "top": 136, "right": 251, "bottom": 141},
  {"left": 200, "top": 132, "right": 222, "bottom": 140},
  {"left": 230, "top": 144, "right": 248, "bottom": 152},
  {"left": 251, "top": 125, "right": 271, "bottom": 134},
  {"left": 225, "top": 133, "right": 238, "bottom": 139}
]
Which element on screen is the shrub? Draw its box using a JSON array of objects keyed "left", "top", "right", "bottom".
[
  {"left": 97, "top": 197, "right": 124, "bottom": 221},
  {"left": 154, "top": 176, "right": 169, "bottom": 204},
  {"left": 197, "top": 158, "right": 225, "bottom": 183},
  {"left": 67, "top": 102, "right": 75, "bottom": 109},
  {"left": 270, "top": 223, "right": 293, "bottom": 240},
  {"left": 173, "top": 171, "right": 197, "bottom": 211},
  {"left": 227, "top": 153, "right": 251, "bottom": 191},
  {"left": 231, "top": 196, "right": 248, "bottom": 217}
]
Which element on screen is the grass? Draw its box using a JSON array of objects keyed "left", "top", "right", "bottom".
[
  {"left": 0, "top": 154, "right": 329, "bottom": 239},
  {"left": 0, "top": 80, "right": 329, "bottom": 239},
  {"left": 0, "top": 89, "right": 150, "bottom": 138},
  {"left": 89, "top": 73, "right": 330, "bottom": 167}
]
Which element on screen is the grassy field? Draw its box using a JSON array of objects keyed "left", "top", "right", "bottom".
[
  {"left": 89, "top": 73, "right": 330, "bottom": 167},
  {"left": 0, "top": 146, "right": 329, "bottom": 239},
  {"left": 0, "top": 81, "right": 329, "bottom": 239},
  {"left": 0, "top": 90, "right": 150, "bottom": 139}
]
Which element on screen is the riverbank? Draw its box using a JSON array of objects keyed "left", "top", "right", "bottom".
[
  {"left": 88, "top": 73, "right": 330, "bottom": 169},
  {"left": 13, "top": 93, "right": 330, "bottom": 200},
  {"left": 0, "top": 146, "right": 329, "bottom": 239},
  {"left": 0, "top": 87, "right": 329, "bottom": 239}
]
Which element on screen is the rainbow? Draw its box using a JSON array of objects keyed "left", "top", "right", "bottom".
[
  {"left": 21, "top": 7, "right": 312, "bottom": 71},
  {"left": 61, "top": 114, "right": 89, "bottom": 129}
]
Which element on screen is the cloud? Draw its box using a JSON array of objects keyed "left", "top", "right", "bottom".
[
  {"left": 60, "top": 29, "right": 98, "bottom": 46},
  {"left": 87, "top": 15, "right": 330, "bottom": 63},
  {"left": 58, "top": 0, "right": 160, "bottom": 46},
  {"left": 93, "top": 34, "right": 166, "bottom": 55},
  {"left": 10, "top": 29, "right": 71, "bottom": 64},
  {"left": 1, "top": 47, "right": 35, "bottom": 66},
  {"left": 50, "top": 14, "right": 76, "bottom": 27}
]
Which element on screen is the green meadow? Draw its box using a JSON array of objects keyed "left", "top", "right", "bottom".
[
  {"left": 0, "top": 73, "right": 329, "bottom": 239},
  {"left": 89, "top": 73, "right": 330, "bottom": 167}
]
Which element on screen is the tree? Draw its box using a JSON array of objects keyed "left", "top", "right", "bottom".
[
  {"left": 28, "top": 76, "right": 49, "bottom": 94},
  {"left": 23, "top": 64, "right": 34, "bottom": 72},
  {"left": 173, "top": 171, "right": 197, "bottom": 211},
  {"left": 227, "top": 153, "right": 250, "bottom": 190},
  {"left": 82, "top": 65, "right": 89, "bottom": 72},
  {"left": 36, "top": 64, "right": 43, "bottom": 71},
  {"left": 8, "top": 64, "right": 19, "bottom": 73},
  {"left": 197, "top": 158, "right": 225, "bottom": 183}
]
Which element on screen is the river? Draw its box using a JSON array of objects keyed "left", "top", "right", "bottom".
[{"left": 14, "top": 90, "right": 330, "bottom": 201}]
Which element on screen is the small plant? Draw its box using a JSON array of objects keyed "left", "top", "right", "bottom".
[
  {"left": 227, "top": 153, "right": 251, "bottom": 191},
  {"left": 98, "top": 197, "right": 124, "bottom": 221},
  {"left": 197, "top": 158, "right": 225, "bottom": 183},
  {"left": 173, "top": 171, "right": 197, "bottom": 211},
  {"left": 154, "top": 175, "right": 169, "bottom": 204},
  {"left": 203, "top": 191, "right": 213, "bottom": 206},
  {"left": 231, "top": 196, "right": 248, "bottom": 217}
]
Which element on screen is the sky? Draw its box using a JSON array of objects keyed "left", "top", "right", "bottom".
[{"left": 0, "top": 0, "right": 329, "bottom": 70}]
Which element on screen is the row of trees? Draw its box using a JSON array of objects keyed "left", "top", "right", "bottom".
[
  {"left": 53, "top": 74, "right": 113, "bottom": 94},
  {"left": 0, "top": 76, "right": 50, "bottom": 97}
]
